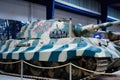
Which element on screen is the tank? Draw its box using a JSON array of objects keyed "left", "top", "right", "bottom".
[
  {"left": 0, "top": 18, "right": 120, "bottom": 79},
  {"left": 92, "top": 30, "right": 120, "bottom": 46}
]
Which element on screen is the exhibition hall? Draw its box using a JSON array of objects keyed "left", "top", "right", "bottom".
[{"left": 0, "top": 0, "right": 120, "bottom": 80}]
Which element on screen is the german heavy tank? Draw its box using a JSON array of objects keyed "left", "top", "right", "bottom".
[{"left": 0, "top": 18, "right": 120, "bottom": 79}]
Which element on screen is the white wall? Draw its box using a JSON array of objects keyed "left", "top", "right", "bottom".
[
  {"left": 31, "top": 3, "right": 46, "bottom": 22},
  {"left": 107, "top": 25, "right": 120, "bottom": 32},
  {"left": 55, "top": 9, "right": 97, "bottom": 25},
  {"left": 0, "top": 0, "right": 46, "bottom": 22}
]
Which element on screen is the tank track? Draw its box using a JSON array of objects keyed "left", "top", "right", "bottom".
[
  {"left": 0, "top": 57, "right": 109, "bottom": 80},
  {"left": 96, "top": 58, "right": 108, "bottom": 72}
]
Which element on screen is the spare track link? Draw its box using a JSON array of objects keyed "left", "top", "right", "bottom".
[{"left": 96, "top": 58, "right": 108, "bottom": 72}]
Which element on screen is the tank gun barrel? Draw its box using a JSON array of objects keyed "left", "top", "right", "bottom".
[
  {"left": 93, "top": 21, "right": 120, "bottom": 29},
  {"left": 73, "top": 21, "right": 120, "bottom": 36},
  {"left": 81, "top": 21, "right": 120, "bottom": 32}
]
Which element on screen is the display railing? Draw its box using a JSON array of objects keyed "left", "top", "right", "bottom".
[{"left": 0, "top": 60, "right": 118, "bottom": 80}]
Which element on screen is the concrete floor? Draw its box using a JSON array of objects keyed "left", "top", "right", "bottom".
[
  {"left": 93, "top": 71, "right": 120, "bottom": 80},
  {"left": 0, "top": 75, "right": 35, "bottom": 80},
  {"left": 94, "top": 75, "right": 120, "bottom": 80}
]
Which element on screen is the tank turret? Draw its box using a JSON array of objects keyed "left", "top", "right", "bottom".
[
  {"left": 73, "top": 20, "right": 120, "bottom": 37},
  {"left": 17, "top": 18, "right": 120, "bottom": 39}
]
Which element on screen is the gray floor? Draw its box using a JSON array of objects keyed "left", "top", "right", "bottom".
[
  {"left": 0, "top": 75, "right": 35, "bottom": 80},
  {"left": 93, "top": 71, "right": 120, "bottom": 80}
]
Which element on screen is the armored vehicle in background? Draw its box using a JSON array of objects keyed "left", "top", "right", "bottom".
[
  {"left": 0, "top": 18, "right": 120, "bottom": 79},
  {"left": 0, "top": 19, "right": 22, "bottom": 40}
]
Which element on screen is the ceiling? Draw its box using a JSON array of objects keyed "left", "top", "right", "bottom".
[
  {"left": 97, "top": 0, "right": 120, "bottom": 10},
  {"left": 110, "top": 3, "right": 120, "bottom": 10},
  {"left": 24, "top": 0, "right": 48, "bottom": 5},
  {"left": 24, "top": 0, "right": 120, "bottom": 11},
  {"left": 108, "top": 0, "right": 120, "bottom": 10}
]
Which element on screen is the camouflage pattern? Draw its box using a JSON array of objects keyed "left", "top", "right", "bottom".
[{"left": 0, "top": 19, "right": 120, "bottom": 62}]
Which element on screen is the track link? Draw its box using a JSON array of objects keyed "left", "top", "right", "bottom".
[{"left": 96, "top": 58, "right": 108, "bottom": 72}]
